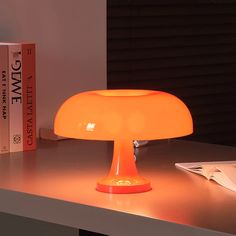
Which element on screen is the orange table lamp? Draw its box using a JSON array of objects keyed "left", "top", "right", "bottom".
[{"left": 54, "top": 90, "right": 193, "bottom": 194}]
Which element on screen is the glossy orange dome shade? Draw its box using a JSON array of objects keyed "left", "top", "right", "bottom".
[
  {"left": 54, "top": 90, "right": 193, "bottom": 141},
  {"left": 54, "top": 89, "right": 193, "bottom": 194}
]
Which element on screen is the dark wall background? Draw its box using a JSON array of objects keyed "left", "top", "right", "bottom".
[{"left": 107, "top": 0, "right": 236, "bottom": 146}]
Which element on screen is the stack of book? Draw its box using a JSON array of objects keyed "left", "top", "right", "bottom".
[{"left": 0, "top": 42, "right": 36, "bottom": 153}]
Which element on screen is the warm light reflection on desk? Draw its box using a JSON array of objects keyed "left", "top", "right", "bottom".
[{"left": 0, "top": 139, "right": 236, "bottom": 235}]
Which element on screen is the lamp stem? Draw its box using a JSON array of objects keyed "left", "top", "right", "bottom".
[
  {"left": 109, "top": 139, "right": 138, "bottom": 177},
  {"left": 97, "top": 139, "right": 151, "bottom": 193}
]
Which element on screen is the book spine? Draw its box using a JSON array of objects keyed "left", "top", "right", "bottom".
[
  {"left": 8, "top": 44, "right": 23, "bottom": 152},
  {"left": 22, "top": 44, "right": 36, "bottom": 151},
  {"left": 0, "top": 46, "right": 9, "bottom": 154}
]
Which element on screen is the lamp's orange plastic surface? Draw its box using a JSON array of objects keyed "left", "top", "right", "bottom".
[{"left": 54, "top": 90, "right": 193, "bottom": 193}]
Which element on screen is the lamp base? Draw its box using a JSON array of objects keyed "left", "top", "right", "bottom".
[{"left": 96, "top": 176, "right": 151, "bottom": 194}]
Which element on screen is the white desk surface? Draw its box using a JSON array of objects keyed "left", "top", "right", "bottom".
[{"left": 0, "top": 139, "right": 236, "bottom": 236}]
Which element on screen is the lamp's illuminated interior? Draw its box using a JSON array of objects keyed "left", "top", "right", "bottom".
[
  {"left": 93, "top": 89, "right": 156, "bottom": 97},
  {"left": 54, "top": 89, "right": 193, "bottom": 194}
]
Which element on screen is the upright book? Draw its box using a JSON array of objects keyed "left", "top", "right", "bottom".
[
  {"left": 8, "top": 43, "right": 23, "bottom": 152},
  {"left": 0, "top": 45, "right": 9, "bottom": 153},
  {"left": 22, "top": 43, "right": 36, "bottom": 151}
]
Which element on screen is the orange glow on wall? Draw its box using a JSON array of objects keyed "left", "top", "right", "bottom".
[{"left": 54, "top": 89, "right": 193, "bottom": 194}]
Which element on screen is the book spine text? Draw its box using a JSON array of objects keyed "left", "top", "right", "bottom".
[
  {"left": 0, "top": 45, "right": 9, "bottom": 153},
  {"left": 22, "top": 44, "right": 36, "bottom": 151},
  {"left": 8, "top": 44, "right": 23, "bottom": 152}
]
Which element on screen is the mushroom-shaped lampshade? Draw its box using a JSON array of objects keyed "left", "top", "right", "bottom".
[{"left": 54, "top": 90, "right": 193, "bottom": 193}]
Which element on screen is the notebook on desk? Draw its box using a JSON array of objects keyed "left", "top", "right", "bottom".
[{"left": 175, "top": 161, "right": 236, "bottom": 193}]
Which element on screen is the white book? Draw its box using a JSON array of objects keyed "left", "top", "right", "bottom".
[
  {"left": 175, "top": 161, "right": 236, "bottom": 193},
  {"left": 8, "top": 43, "right": 23, "bottom": 152},
  {"left": 0, "top": 45, "right": 9, "bottom": 153}
]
